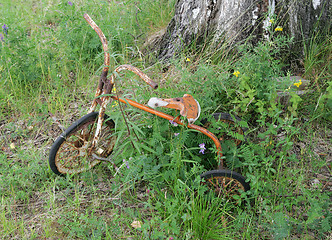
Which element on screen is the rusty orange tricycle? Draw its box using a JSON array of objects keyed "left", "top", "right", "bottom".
[{"left": 49, "top": 14, "right": 250, "bottom": 199}]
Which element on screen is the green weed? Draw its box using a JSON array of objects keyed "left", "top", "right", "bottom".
[{"left": 1, "top": 1, "right": 331, "bottom": 239}]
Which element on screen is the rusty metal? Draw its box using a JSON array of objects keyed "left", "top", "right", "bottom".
[
  {"left": 157, "top": 94, "right": 200, "bottom": 124},
  {"left": 83, "top": 14, "right": 110, "bottom": 70},
  {"left": 91, "top": 97, "right": 111, "bottom": 147},
  {"left": 84, "top": 13, "right": 111, "bottom": 114},
  {"left": 88, "top": 88, "right": 102, "bottom": 113},
  {"left": 114, "top": 65, "right": 158, "bottom": 89}
]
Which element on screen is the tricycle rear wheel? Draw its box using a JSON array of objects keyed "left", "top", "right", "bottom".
[
  {"left": 201, "top": 112, "right": 246, "bottom": 146},
  {"left": 200, "top": 169, "right": 250, "bottom": 200}
]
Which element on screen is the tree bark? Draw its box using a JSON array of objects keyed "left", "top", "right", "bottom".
[{"left": 157, "top": 0, "right": 331, "bottom": 60}]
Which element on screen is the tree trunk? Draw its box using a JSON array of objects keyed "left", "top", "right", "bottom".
[{"left": 157, "top": 0, "right": 331, "bottom": 60}]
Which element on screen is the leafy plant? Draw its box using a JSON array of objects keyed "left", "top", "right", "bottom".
[{"left": 0, "top": 1, "right": 331, "bottom": 239}]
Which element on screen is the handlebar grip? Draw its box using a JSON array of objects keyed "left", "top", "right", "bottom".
[{"left": 149, "top": 81, "right": 158, "bottom": 90}]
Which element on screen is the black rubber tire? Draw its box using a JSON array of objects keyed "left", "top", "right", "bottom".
[
  {"left": 49, "top": 112, "right": 116, "bottom": 176},
  {"left": 200, "top": 169, "right": 250, "bottom": 199},
  {"left": 201, "top": 112, "right": 246, "bottom": 146}
]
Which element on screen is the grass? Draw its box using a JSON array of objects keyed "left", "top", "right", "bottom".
[{"left": 1, "top": 0, "right": 331, "bottom": 239}]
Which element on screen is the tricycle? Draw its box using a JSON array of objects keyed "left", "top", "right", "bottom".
[{"left": 49, "top": 14, "right": 250, "bottom": 199}]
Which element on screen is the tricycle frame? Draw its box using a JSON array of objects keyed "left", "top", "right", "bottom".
[{"left": 83, "top": 14, "right": 225, "bottom": 169}]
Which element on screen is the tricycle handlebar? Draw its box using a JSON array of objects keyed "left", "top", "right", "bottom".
[
  {"left": 84, "top": 14, "right": 158, "bottom": 90},
  {"left": 114, "top": 65, "right": 158, "bottom": 89},
  {"left": 83, "top": 13, "right": 110, "bottom": 69}
]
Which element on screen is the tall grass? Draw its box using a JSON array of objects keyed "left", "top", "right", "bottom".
[
  {"left": 0, "top": 0, "right": 176, "bottom": 116},
  {"left": 1, "top": 0, "right": 331, "bottom": 239}
]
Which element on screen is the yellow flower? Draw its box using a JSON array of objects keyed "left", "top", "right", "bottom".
[
  {"left": 112, "top": 87, "right": 117, "bottom": 93},
  {"left": 233, "top": 71, "right": 240, "bottom": 77},
  {"left": 266, "top": 140, "right": 273, "bottom": 147},
  {"left": 186, "top": 57, "right": 191, "bottom": 62},
  {"left": 112, "top": 101, "right": 119, "bottom": 108},
  {"left": 269, "top": 19, "right": 274, "bottom": 23},
  {"left": 275, "top": 26, "right": 283, "bottom": 32},
  {"left": 293, "top": 79, "right": 302, "bottom": 87}
]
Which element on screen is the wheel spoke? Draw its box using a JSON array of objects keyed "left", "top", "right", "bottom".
[
  {"left": 223, "top": 178, "right": 235, "bottom": 188},
  {"left": 56, "top": 148, "right": 77, "bottom": 153},
  {"left": 72, "top": 133, "right": 86, "bottom": 142},
  {"left": 62, "top": 140, "right": 81, "bottom": 150},
  {"left": 58, "top": 153, "right": 79, "bottom": 165},
  {"left": 208, "top": 178, "right": 220, "bottom": 190},
  {"left": 214, "top": 177, "right": 239, "bottom": 196}
]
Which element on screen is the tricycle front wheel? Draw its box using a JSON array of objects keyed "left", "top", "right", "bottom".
[{"left": 49, "top": 112, "right": 116, "bottom": 176}]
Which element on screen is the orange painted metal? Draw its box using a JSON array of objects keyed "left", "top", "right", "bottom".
[{"left": 112, "top": 96, "right": 224, "bottom": 168}]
